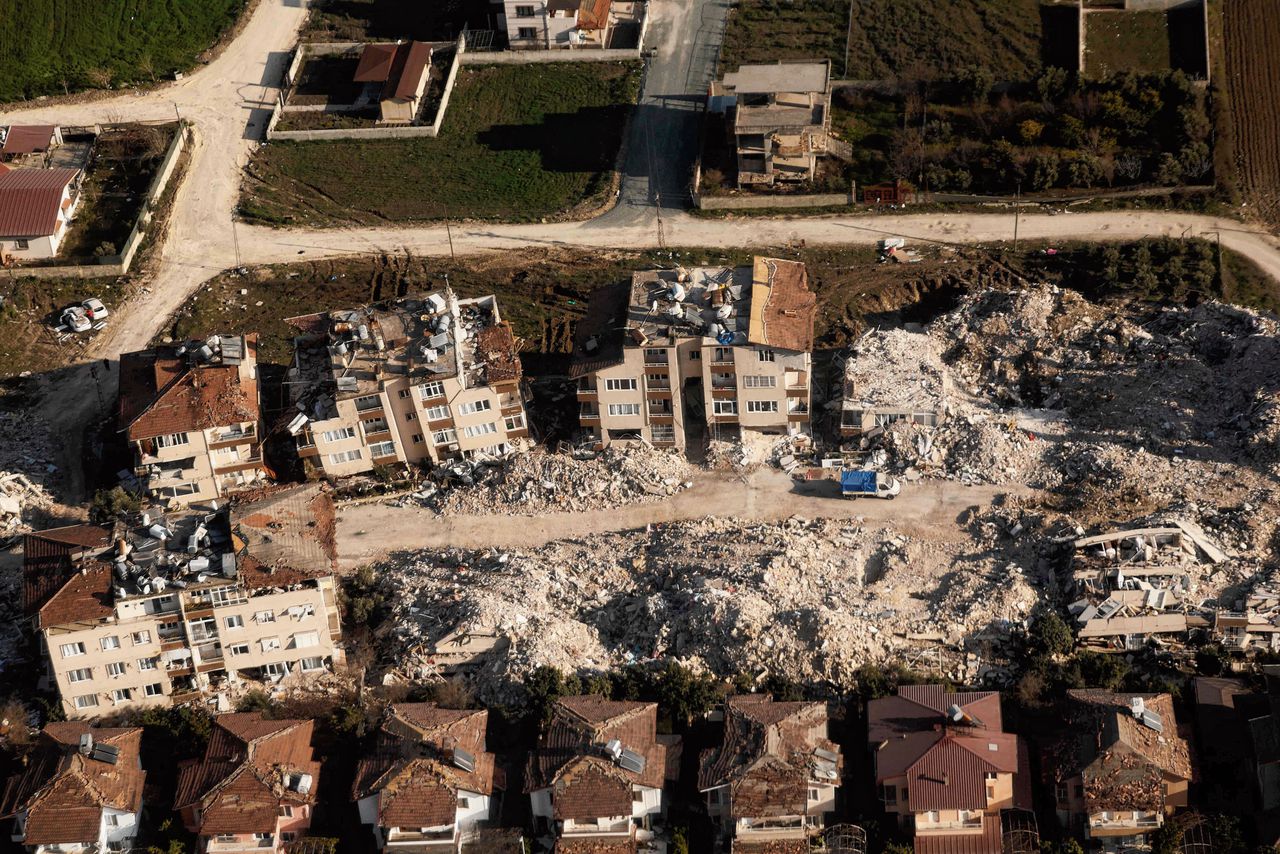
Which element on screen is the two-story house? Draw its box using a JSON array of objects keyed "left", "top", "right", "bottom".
[
  {"left": 698, "top": 694, "right": 842, "bottom": 853},
  {"left": 526, "top": 696, "right": 680, "bottom": 852},
  {"left": 0, "top": 723, "right": 145, "bottom": 854},
  {"left": 1050, "top": 690, "right": 1192, "bottom": 851},
  {"left": 287, "top": 292, "right": 529, "bottom": 478},
  {"left": 119, "top": 333, "right": 268, "bottom": 506},
  {"left": 27, "top": 485, "right": 345, "bottom": 719},
  {"left": 353, "top": 703, "right": 504, "bottom": 852},
  {"left": 0, "top": 165, "right": 82, "bottom": 260},
  {"left": 570, "top": 256, "right": 815, "bottom": 453},
  {"left": 867, "top": 685, "right": 1026, "bottom": 854},
  {"left": 500, "top": 0, "right": 614, "bottom": 48},
  {"left": 713, "top": 62, "right": 832, "bottom": 187}
]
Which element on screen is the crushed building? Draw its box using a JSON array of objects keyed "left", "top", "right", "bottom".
[
  {"left": 287, "top": 291, "right": 529, "bottom": 479},
  {"left": 838, "top": 328, "right": 951, "bottom": 437}
]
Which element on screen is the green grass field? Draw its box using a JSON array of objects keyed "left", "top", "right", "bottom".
[
  {"left": 1084, "top": 10, "right": 1172, "bottom": 78},
  {"left": 0, "top": 0, "right": 245, "bottom": 102},
  {"left": 721, "top": 0, "right": 1045, "bottom": 81},
  {"left": 240, "top": 62, "right": 640, "bottom": 227}
]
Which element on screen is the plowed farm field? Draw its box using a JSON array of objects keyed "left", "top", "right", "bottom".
[{"left": 1223, "top": 0, "right": 1280, "bottom": 228}]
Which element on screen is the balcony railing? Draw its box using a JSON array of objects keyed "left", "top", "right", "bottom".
[
  {"left": 644, "top": 352, "right": 669, "bottom": 365},
  {"left": 211, "top": 425, "right": 256, "bottom": 444}
]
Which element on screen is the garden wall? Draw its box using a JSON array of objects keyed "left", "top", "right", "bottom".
[{"left": 695, "top": 191, "right": 855, "bottom": 210}]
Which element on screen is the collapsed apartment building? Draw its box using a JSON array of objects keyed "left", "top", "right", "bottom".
[
  {"left": 571, "top": 256, "right": 816, "bottom": 452},
  {"left": 23, "top": 484, "right": 344, "bottom": 718},
  {"left": 868, "top": 685, "right": 1029, "bottom": 854},
  {"left": 353, "top": 703, "right": 504, "bottom": 852},
  {"left": 118, "top": 334, "right": 269, "bottom": 506},
  {"left": 286, "top": 292, "right": 529, "bottom": 478},
  {"left": 838, "top": 328, "right": 950, "bottom": 438},
  {"left": 526, "top": 696, "right": 680, "bottom": 853},
  {"left": 1048, "top": 690, "right": 1192, "bottom": 851},
  {"left": 1067, "top": 523, "right": 1226, "bottom": 652},
  {"left": 698, "top": 694, "right": 842, "bottom": 853}
]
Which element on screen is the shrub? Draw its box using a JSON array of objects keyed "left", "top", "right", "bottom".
[{"left": 89, "top": 487, "right": 142, "bottom": 524}]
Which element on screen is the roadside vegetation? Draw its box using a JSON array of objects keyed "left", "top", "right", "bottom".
[
  {"left": 0, "top": 0, "right": 245, "bottom": 102},
  {"left": 240, "top": 62, "right": 640, "bottom": 226},
  {"left": 301, "top": 0, "right": 491, "bottom": 42}
]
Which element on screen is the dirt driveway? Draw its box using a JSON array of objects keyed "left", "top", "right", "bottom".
[{"left": 335, "top": 468, "right": 1020, "bottom": 568}]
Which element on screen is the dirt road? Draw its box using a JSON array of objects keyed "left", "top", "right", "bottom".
[{"left": 335, "top": 468, "right": 1018, "bottom": 568}]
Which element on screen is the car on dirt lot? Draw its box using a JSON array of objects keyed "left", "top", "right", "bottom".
[
  {"left": 81, "top": 297, "right": 109, "bottom": 321},
  {"left": 60, "top": 307, "right": 91, "bottom": 333}
]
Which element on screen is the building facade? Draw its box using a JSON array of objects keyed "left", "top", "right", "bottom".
[
  {"left": 0, "top": 165, "right": 82, "bottom": 260},
  {"left": 500, "top": 0, "right": 613, "bottom": 48},
  {"left": 714, "top": 62, "right": 831, "bottom": 187},
  {"left": 119, "top": 334, "right": 268, "bottom": 506},
  {"left": 288, "top": 292, "right": 529, "bottom": 478},
  {"left": 698, "top": 695, "right": 842, "bottom": 852},
  {"left": 571, "top": 257, "right": 815, "bottom": 453}
]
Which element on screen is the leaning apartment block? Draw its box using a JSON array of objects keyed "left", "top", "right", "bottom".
[
  {"left": 23, "top": 484, "right": 344, "bottom": 719},
  {"left": 571, "top": 256, "right": 817, "bottom": 452},
  {"left": 286, "top": 291, "right": 530, "bottom": 478}
]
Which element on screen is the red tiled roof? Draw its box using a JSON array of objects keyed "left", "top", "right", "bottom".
[
  {"left": 747, "top": 257, "right": 816, "bottom": 353},
  {"left": 913, "top": 814, "right": 1002, "bottom": 854},
  {"left": 354, "top": 44, "right": 399, "bottom": 82},
  {"left": 903, "top": 733, "right": 1019, "bottom": 811},
  {"left": 868, "top": 685, "right": 1003, "bottom": 745},
  {"left": 474, "top": 322, "right": 522, "bottom": 384},
  {"left": 528, "top": 697, "right": 666, "bottom": 793},
  {"left": 354, "top": 41, "right": 431, "bottom": 101},
  {"left": 37, "top": 561, "right": 114, "bottom": 628},
  {"left": 578, "top": 0, "right": 612, "bottom": 30},
  {"left": 22, "top": 525, "right": 112, "bottom": 616},
  {"left": 556, "top": 838, "right": 636, "bottom": 854},
  {"left": 118, "top": 336, "right": 259, "bottom": 440},
  {"left": 0, "top": 167, "right": 78, "bottom": 238},
  {"left": 2, "top": 125, "right": 56, "bottom": 156},
  {"left": 393, "top": 41, "right": 432, "bottom": 100},
  {"left": 551, "top": 756, "right": 633, "bottom": 820}
]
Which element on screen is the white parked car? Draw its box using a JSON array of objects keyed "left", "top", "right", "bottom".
[
  {"left": 61, "top": 307, "right": 91, "bottom": 333},
  {"left": 81, "top": 297, "right": 109, "bottom": 321}
]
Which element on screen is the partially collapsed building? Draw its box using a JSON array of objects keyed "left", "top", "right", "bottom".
[
  {"left": 118, "top": 334, "right": 269, "bottom": 506},
  {"left": 353, "top": 703, "right": 504, "bottom": 851},
  {"left": 526, "top": 696, "right": 680, "bottom": 852},
  {"left": 839, "top": 328, "right": 950, "bottom": 437},
  {"left": 24, "top": 485, "right": 344, "bottom": 718},
  {"left": 868, "top": 685, "right": 1027, "bottom": 854},
  {"left": 571, "top": 257, "right": 815, "bottom": 452},
  {"left": 287, "top": 292, "right": 529, "bottom": 478},
  {"left": 698, "top": 694, "right": 842, "bottom": 853}
]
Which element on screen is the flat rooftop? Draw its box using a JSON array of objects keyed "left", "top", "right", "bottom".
[
  {"left": 722, "top": 62, "right": 829, "bottom": 95},
  {"left": 626, "top": 265, "right": 753, "bottom": 347}
]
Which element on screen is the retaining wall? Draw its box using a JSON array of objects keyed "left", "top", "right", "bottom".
[{"left": 695, "top": 191, "right": 855, "bottom": 210}]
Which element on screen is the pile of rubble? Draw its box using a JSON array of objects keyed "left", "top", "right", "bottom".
[
  {"left": 413, "top": 444, "right": 694, "bottom": 516},
  {"left": 371, "top": 515, "right": 1041, "bottom": 703},
  {"left": 0, "top": 409, "right": 60, "bottom": 543}
]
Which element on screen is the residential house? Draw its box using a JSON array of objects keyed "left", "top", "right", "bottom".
[
  {"left": 353, "top": 703, "right": 504, "bottom": 851},
  {"left": 0, "top": 166, "right": 82, "bottom": 260},
  {"left": 27, "top": 485, "right": 345, "bottom": 719},
  {"left": 1049, "top": 690, "right": 1192, "bottom": 850},
  {"left": 698, "top": 694, "right": 842, "bottom": 853},
  {"left": 287, "top": 292, "right": 529, "bottom": 478},
  {"left": 0, "top": 722, "right": 145, "bottom": 854},
  {"left": 501, "top": 0, "right": 616, "bottom": 49},
  {"left": 570, "top": 256, "right": 816, "bottom": 453},
  {"left": 118, "top": 334, "right": 268, "bottom": 506},
  {"left": 526, "top": 696, "right": 680, "bottom": 852},
  {"left": 867, "top": 685, "right": 1026, "bottom": 854},
  {"left": 175, "top": 713, "right": 320, "bottom": 852},
  {"left": 353, "top": 41, "right": 434, "bottom": 123},
  {"left": 714, "top": 62, "right": 831, "bottom": 187},
  {"left": 0, "top": 125, "right": 62, "bottom": 162}
]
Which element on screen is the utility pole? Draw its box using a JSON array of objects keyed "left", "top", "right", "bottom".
[
  {"left": 1012, "top": 181, "right": 1021, "bottom": 253},
  {"left": 444, "top": 216, "right": 456, "bottom": 264}
]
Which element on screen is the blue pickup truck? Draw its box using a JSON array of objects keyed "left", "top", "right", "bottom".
[{"left": 839, "top": 469, "right": 901, "bottom": 500}]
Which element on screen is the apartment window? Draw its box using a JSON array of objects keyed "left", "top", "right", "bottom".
[
  {"left": 354, "top": 394, "right": 382, "bottom": 412},
  {"left": 925, "top": 811, "right": 939, "bottom": 823},
  {"left": 264, "top": 662, "right": 289, "bottom": 678},
  {"left": 14, "top": 238, "right": 29, "bottom": 250},
  {"left": 746, "top": 400, "right": 779, "bottom": 413},
  {"left": 101, "top": 636, "right": 121, "bottom": 651},
  {"left": 411, "top": 433, "right": 425, "bottom": 444},
  {"left": 130, "top": 630, "right": 151, "bottom": 645},
  {"left": 632, "top": 790, "right": 643, "bottom": 803},
  {"left": 689, "top": 349, "right": 701, "bottom": 360},
  {"left": 397, "top": 388, "right": 412, "bottom": 399},
  {"left": 809, "top": 788, "right": 820, "bottom": 801},
  {"left": 60, "top": 642, "right": 86, "bottom": 658},
  {"left": 300, "top": 656, "right": 325, "bottom": 672},
  {"left": 432, "top": 428, "right": 457, "bottom": 445},
  {"left": 281, "top": 832, "right": 298, "bottom": 843},
  {"left": 252, "top": 833, "right": 274, "bottom": 843},
  {"left": 711, "top": 372, "right": 734, "bottom": 388},
  {"left": 215, "top": 835, "right": 235, "bottom": 844},
  {"left": 225, "top": 615, "right": 244, "bottom": 630},
  {"left": 713, "top": 400, "right": 738, "bottom": 415},
  {"left": 255, "top": 610, "right": 276, "bottom": 623},
  {"left": 985, "top": 772, "right": 998, "bottom": 781},
  {"left": 145, "top": 596, "right": 176, "bottom": 616},
  {"left": 608, "top": 403, "right": 641, "bottom": 416},
  {"left": 105, "top": 814, "right": 120, "bottom": 828},
  {"left": 651, "top": 424, "right": 675, "bottom": 443},
  {"left": 515, "top": 4, "right": 535, "bottom": 15},
  {"left": 368, "top": 440, "right": 397, "bottom": 458},
  {"left": 154, "top": 432, "right": 190, "bottom": 448},
  {"left": 74, "top": 694, "right": 99, "bottom": 710},
  {"left": 261, "top": 637, "right": 281, "bottom": 653},
  {"left": 462, "top": 422, "right": 497, "bottom": 439},
  {"left": 404, "top": 411, "right": 417, "bottom": 421},
  {"left": 161, "top": 482, "right": 199, "bottom": 499},
  {"left": 418, "top": 381, "right": 445, "bottom": 400},
  {"left": 517, "top": 26, "right": 538, "bottom": 38},
  {"left": 757, "top": 349, "right": 776, "bottom": 362},
  {"left": 188, "top": 616, "right": 217, "bottom": 641},
  {"left": 712, "top": 347, "right": 733, "bottom": 363},
  {"left": 111, "top": 688, "right": 131, "bottom": 702},
  {"left": 425, "top": 404, "right": 450, "bottom": 421},
  {"left": 106, "top": 662, "right": 127, "bottom": 678},
  {"left": 280, "top": 805, "right": 294, "bottom": 818},
  {"left": 327, "top": 449, "right": 362, "bottom": 465},
  {"left": 229, "top": 643, "right": 250, "bottom": 656},
  {"left": 67, "top": 667, "right": 92, "bottom": 683},
  {"left": 742, "top": 375, "right": 776, "bottom": 389},
  {"left": 138, "top": 657, "right": 158, "bottom": 671},
  {"left": 292, "top": 631, "right": 320, "bottom": 649},
  {"left": 604, "top": 378, "right": 638, "bottom": 391},
  {"left": 320, "top": 427, "right": 356, "bottom": 443},
  {"left": 504, "top": 413, "right": 525, "bottom": 431},
  {"left": 880, "top": 784, "right": 897, "bottom": 805},
  {"left": 458, "top": 399, "right": 492, "bottom": 416}
]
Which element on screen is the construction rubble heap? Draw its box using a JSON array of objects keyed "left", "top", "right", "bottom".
[
  {"left": 372, "top": 515, "right": 1041, "bottom": 704},
  {"left": 0, "top": 408, "right": 60, "bottom": 543}
]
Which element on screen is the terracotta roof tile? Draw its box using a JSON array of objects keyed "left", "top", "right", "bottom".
[
  {"left": 37, "top": 561, "right": 114, "bottom": 627},
  {"left": 22, "top": 525, "right": 111, "bottom": 616},
  {"left": 551, "top": 756, "right": 633, "bottom": 820},
  {"left": 747, "top": 257, "right": 816, "bottom": 353},
  {"left": 118, "top": 336, "right": 259, "bottom": 441},
  {"left": 0, "top": 167, "right": 78, "bottom": 238},
  {"left": 354, "top": 44, "right": 399, "bottom": 82},
  {"left": 913, "top": 814, "right": 1002, "bottom": 854},
  {"left": 474, "top": 322, "right": 523, "bottom": 384},
  {"left": 528, "top": 697, "right": 665, "bottom": 795},
  {"left": 577, "top": 0, "right": 612, "bottom": 30},
  {"left": 555, "top": 838, "right": 636, "bottom": 854},
  {"left": 868, "top": 685, "right": 1002, "bottom": 745},
  {"left": 1, "top": 125, "right": 56, "bottom": 156},
  {"left": 569, "top": 281, "right": 630, "bottom": 378},
  {"left": 904, "top": 733, "right": 1019, "bottom": 811}
]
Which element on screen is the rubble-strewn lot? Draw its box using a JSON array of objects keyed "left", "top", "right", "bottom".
[{"left": 0, "top": 407, "right": 63, "bottom": 543}]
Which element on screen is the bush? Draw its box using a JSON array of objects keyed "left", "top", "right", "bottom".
[
  {"left": 236, "top": 690, "right": 276, "bottom": 714},
  {"left": 89, "top": 486, "right": 142, "bottom": 524},
  {"left": 1027, "top": 612, "right": 1073, "bottom": 658}
]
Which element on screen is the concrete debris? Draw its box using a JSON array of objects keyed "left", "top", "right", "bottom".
[
  {"left": 0, "top": 410, "right": 60, "bottom": 543},
  {"left": 408, "top": 443, "right": 694, "bottom": 516},
  {"left": 369, "top": 515, "right": 1040, "bottom": 704}
]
